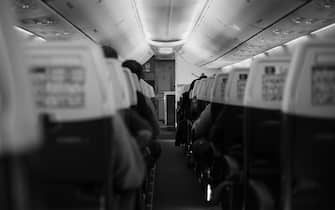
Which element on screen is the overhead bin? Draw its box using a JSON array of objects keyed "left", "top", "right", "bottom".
[{"left": 180, "top": 0, "right": 335, "bottom": 68}]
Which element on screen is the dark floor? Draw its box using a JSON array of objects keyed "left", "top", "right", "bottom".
[{"left": 153, "top": 139, "right": 220, "bottom": 210}]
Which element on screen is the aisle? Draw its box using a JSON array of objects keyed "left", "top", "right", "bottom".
[{"left": 153, "top": 140, "right": 220, "bottom": 210}]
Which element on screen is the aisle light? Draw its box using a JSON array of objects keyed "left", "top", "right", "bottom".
[{"left": 207, "top": 184, "right": 212, "bottom": 202}]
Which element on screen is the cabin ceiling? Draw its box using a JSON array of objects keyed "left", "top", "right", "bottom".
[{"left": 13, "top": 0, "right": 335, "bottom": 67}]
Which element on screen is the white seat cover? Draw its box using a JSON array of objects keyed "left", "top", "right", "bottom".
[
  {"left": 131, "top": 73, "right": 142, "bottom": 93},
  {"left": 148, "top": 84, "right": 155, "bottom": 98},
  {"left": 123, "top": 68, "right": 138, "bottom": 106},
  {"left": 25, "top": 41, "right": 116, "bottom": 122},
  {"left": 140, "top": 79, "right": 149, "bottom": 97},
  {"left": 106, "top": 59, "right": 131, "bottom": 110},
  {"left": 205, "top": 77, "right": 215, "bottom": 102},
  {"left": 197, "top": 79, "right": 207, "bottom": 100},
  {"left": 0, "top": 0, "right": 40, "bottom": 155},
  {"left": 282, "top": 40, "right": 335, "bottom": 118},
  {"left": 190, "top": 80, "right": 200, "bottom": 99},
  {"left": 244, "top": 57, "right": 291, "bottom": 110},
  {"left": 225, "top": 68, "right": 249, "bottom": 106},
  {"left": 210, "top": 73, "right": 229, "bottom": 104}
]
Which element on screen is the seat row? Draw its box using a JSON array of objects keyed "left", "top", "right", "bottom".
[
  {"left": 0, "top": 2, "right": 159, "bottom": 209},
  {"left": 176, "top": 39, "right": 335, "bottom": 210}
]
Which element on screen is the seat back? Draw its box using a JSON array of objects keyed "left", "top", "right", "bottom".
[
  {"left": 123, "top": 68, "right": 138, "bottom": 106},
  {"left": 0, "top": 3, "right": 40, "bottom": 155},
  {"left": 0, "top": 2, "right": 41, "bottom": 209},
  {"left": 281, "top": 40, "right": 335, "bottom": 210},
  {"left": 140, "top": 79, "right": 150, "bottom": 98},
  {"left": 106, "top": 59, "right": 131, "bottom": 110},
  {"left": 131, "top": 73, "right": 142, "bottom": 93},
  {"left": 244, "top": 57, "right": 290, "bottom": 159},
  {"left": 25, "top": 41, "right": 116, "bottom": 182},
  {"left": 205, "top": 77, "right": 215, "bottom": 102},
  {"left": 210, "top": 73, "right": 229, "bottom": 104},
  {"left": 190, "top": 80, "right": 200, "bottom": 99},
  {"left": 225, "top": 68, "right": 249, "bottom": 107},
  {"left": 148, "top": 83, "right": 155, "bottom": 98},
  {"left": 212, "top": 68, "right": 249, "bottom": 153},
  {"left": 243, "top": 57, "right": 291, "bottom": 210}
]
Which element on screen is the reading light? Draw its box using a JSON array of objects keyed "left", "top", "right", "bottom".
[{"left": 159, "top": 47, "right": 173, "bottom": 54}]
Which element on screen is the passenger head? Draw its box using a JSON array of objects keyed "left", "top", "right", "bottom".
[
  {"left": 102, "top": 45, "right": 118, "bottom": 59},
  {"left": 122, "top": 60, "right": 144, "bottom": 79}
]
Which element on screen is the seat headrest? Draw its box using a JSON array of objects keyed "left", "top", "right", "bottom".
[
  {"left": 205, "top": 77, "right": 215, "bottom": 102},
  {"left": 210, "top": 73, "right": 229, "bottom": 104},
  {"left": 244, "top": 57, "right": 291, "bottom": 110},
  {"left": 140, "top": 79, "right": 149, "bottom": 97},
  {"left": 106, "top": 59, "right": 131, "bottom": 110},
  {"left": 131, "top": 73, "right": 142, "bottom": 92},
  {"left": 189, "top": 80, "right": 200, "bottom": 99},
  {"left": 0, "top": 0, "right": 40, "bottom": 155},
  {"left": 183, "top": 84, "right": 190, "bottom": 93},
  {"left": 25, "top": 41, "right": 117, "bottom": 121},
  {"left": 225, "top": 68, "right": 249, "bottom": 106},
  {"left": 147, "top": 83, "right": 155, "bottom": 98},
  {"left": 197, "top": 79, "right": 207, "bottom": 101},
  {"left": 123, "top": 68, "right": 138, "bottom": 106},
  {"left": 282, "top": 40, "right": 335, "bottom": 118}
]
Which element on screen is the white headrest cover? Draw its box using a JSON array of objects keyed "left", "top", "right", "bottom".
[
  {"left": 131, "top": 73, "right": 141, "bottom": 92},
  {"left": 225, "top": 68, "right": 249, "bottom": 106},
  {"left": 0, "top": 0, "right": 40, "bottom": 154},
  {"left": 282, "top": 40, "right": 335, "bottom": 118},
  {"left": 140, "top": 79, "right": 149, "bottom": 97},
  {"left": 183, "top": 84, "right": 190, "bottom": 93},
  {"left": 196, "top": 80, "right": 206, "bottom": 100},
  {"left": 205, "top": 77, "right": 215, "bottom": 102},
  {"left": 190, "top": 80, "right": 200, "bottom": 99},
  {"left": 123, "top": 68, "right": 138, "bottom": 106},
  {"left": 148, "top": 84, "right": 156, "bottom": 98},
  {"left": 244, "top": 57, "right": 291, "bottom": 110},
  {"left": 25, "top": 41, "right": 116, "bottom": 121},
  {"left": 210, "top": 73, "right": 229, "bottom": 104},
  {"left": 197, "top": 79, "right": 207, "bottom": 101},
  {"left": 106, "top": 59, "right": 131, "bottom": 110}
]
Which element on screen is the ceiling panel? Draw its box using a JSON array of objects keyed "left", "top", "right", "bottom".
[
  {"left": 179, "top": 0, "right": 309, "bottom": 67},
  {"left": 43, "top": 0, "right": 153, "bottom": 63},
  {"left": 13, "top": 0, "right": 85, "bottom": 40},
  {"left": 205, "top": 0, "right": 335, "bottom": 67},
  {"left": 136, "top": 0, "right": 207, "bottom": 42}
]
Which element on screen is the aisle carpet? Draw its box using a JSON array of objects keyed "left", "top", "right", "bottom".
[{"left": 153, "top": 140, "right": 220, "bottom": 210}]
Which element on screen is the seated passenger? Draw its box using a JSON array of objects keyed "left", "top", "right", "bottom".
[
  {"left": 122, "top": 59, "right": 161, "bottom": 168},
  {"left": 102, "top": 46, "right": 153, "bottom": 149}
]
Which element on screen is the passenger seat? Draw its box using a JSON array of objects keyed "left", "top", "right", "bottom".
[{"left": 281, "top": 40, "right": 335, "bottom": 210}]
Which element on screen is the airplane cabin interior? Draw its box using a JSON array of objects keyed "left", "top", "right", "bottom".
[{"left": 0, "top": 0, "right": 335, "bottom": 210}]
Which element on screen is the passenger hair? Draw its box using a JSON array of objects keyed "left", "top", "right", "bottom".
[
  {"left": 122, "top": 60, "right": 144, "bottom": 79},
  {"left": 102, "top": 45, "right": 118, "bottom": 59}
]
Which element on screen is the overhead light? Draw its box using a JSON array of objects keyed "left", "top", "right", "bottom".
[
  {"left": 14, "top": 26, "right": 33, "bottom": 36},
  {"left": 159, "top": 47, "right": 173, "bottom": 54},
  {"left": 311, "top": 22, "right": 335, "bottom": 34},
  {"left": 14, "top": 26, "right": 46, "bottom": 42},
  {"left": 148, "top": 40, "right": 184, "bottom": 47}
]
